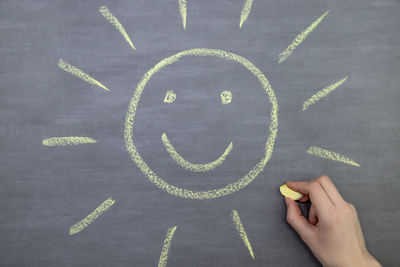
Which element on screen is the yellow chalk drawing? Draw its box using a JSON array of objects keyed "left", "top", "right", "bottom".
[
  {"left": 220, "top": 90, "right": 232, "bottom": 104},
  {"left": 69, "top": 197, "right": 115, "bottom": 235},
  {"left": 278, "top": 10, "right": 329, "bottom": 63},
  {"left": 58, "top": 59, "right": 109, "bottom": 91},
  {"left": 239, "top": 0, "right": 254, "bottom": 28},
  {"left": 307, "top": 146, "right": 360, "bottom": 167},
  {"left": 302, "top": 76, "right": 348, "bottom": 111},
  {"left": 178, "top": 0, "right": 187, "bottom": 29},
  {"left": 124, "top": 48, "right": 278, "bottom": 199},
  {"left": 99, "top": 5, "right": 136, "bottom": 50},
  {"left": 231, "top": 210, "right": 255, "bottom": 260},
  {"left": 161, "top": 132, "right": 233, "bottom": 172},
  {"left": 43, "top": 137, "right": 97, "bottom": 146},
  {"left": 158, "top": 225, "right": 177, "bottom": 267},
  {"left": 164, "top": 90, "right": 176, "bottom": 103}
]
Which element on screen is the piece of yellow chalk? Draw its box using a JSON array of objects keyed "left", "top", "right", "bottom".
[{"left": 279, "top": 184, "right": 303, "bottom": 200}]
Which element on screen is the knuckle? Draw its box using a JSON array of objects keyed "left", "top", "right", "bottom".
[
  {"left": 286, "top": 213, "right": 295, "bottom": 224},
  {"left": 286, "top": 213, "right": 293, "bottom": 223},
  {"left": 309, "top": 181, "right": 320, "bottom": 192},
  {"left": 347, "top": 202, "right": 357, "bottom": 213},
  {"left": 342, "top": 202, "right": 356, "bottom": 216},
  {"left": 318, "top": 175, "right": 330, "bottom": 183}
]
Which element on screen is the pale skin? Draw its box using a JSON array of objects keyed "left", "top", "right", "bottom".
[{"left": 285, "top": 175, "right": 381, "bottom": 267}]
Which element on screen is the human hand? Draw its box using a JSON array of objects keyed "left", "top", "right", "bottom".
[{"left": 285, "top": 175, "right": 381, "bottom": 267}]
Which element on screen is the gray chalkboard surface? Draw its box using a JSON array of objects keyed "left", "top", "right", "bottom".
[{"left": 1, "top": 0, "right": 399, "bottom": 266}]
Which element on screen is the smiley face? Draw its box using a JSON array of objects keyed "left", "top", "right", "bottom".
[
  {"left": 124, "top": 48, "right": 278, "bottom": 199},
  {"left": 161, "top": 88, "right": 233, "bottom": 172}
]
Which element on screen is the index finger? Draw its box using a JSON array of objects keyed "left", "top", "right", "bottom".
[
  {"left": 286, "top": 180, "right": 334, "bottom": 217},
  {"left": 317, "top": 175, "right": 346, "bottom": 206}
]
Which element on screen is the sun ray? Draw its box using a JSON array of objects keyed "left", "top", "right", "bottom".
[
  {"left": 307, "top": 146, "right": 360, "bottom": 167},
  {"left": 178, "top": 0, "right": 187, "bottom": 29},
  {"left": 43, "top": 137, "right": 97, "bottom": 146},
  {"left": 58, "top": 59, "right": 109, "bottom": 91},
  {"left": 161, "top": 132, "right": 233, "bottom": 172},
  {"left": 231, "top": 210, "right": 255, "bottom": 260},
  {"left": 69, "top": 197, "right": 115, "bottom": 235},
  {"left": 302, "top": 76, "right": 348, "bottom": 111},
  {"left": 239, "top": 0, "right": 254, "bottom": 28},
  {"left": 99, "top": 5, "right": 136, "bottom": 50},
  {"left": 158, "top": 226, "right": 177, "bottom": 267},
  {"left": 278, "top": 10, "right": 329, "bottom": 63}
]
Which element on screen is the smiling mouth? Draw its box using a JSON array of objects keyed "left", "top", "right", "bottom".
[{"left": 161, "top": 132, "right": 233, "bottom": 172}]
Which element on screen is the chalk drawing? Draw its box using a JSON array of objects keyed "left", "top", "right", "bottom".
[
  {"left": 239, "top": 0, "right": 254, "bottom": 28},
  {"left": 278, "top": 10, "right": 329, "bottom": 63},
  {"left": 220, "top": 90, "right": 232, "bottom": 104},
  {"left": 58, "top": 59, "right": 109, "bottom": 91},
  {"left": 43, "top": 137, "right": 97, "bottom": 146},
  {"left": 69, "top": 197, "right": 115, "bottom": 235},
  {"left": 99, "top": 5, "right": 136, "bottom": 50},
  {"left": 231, "top": 210, "right": 255, "bottom": 259},
  {"left": 178, "top": 0, "right": 187, "bottom": 29},
  {"left": 302, "top": 76, "right": 348, "bottom": 111},
  {"left": 158, "top": 226, "right": 177, "bottom": 267},
  {"left": 124, "top": 48, "right": 278, "bottom": 199},
  {"left": 307, "top": 146, "right": 360, "bottom": 167},
  {"left": 164, "top": 90, "right": 176, "bottom": 103},
  {"left": 162, "top": 132, "right": 233, "bottom": 172}
]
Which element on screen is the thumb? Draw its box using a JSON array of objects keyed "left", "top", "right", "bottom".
[{"left": 285, "top": 197, "right": 316, "bottom": 244}]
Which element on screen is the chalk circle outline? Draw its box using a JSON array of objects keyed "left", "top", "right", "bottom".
[{"left": 124, "top": 48, "right": 278, "bottom": 199}]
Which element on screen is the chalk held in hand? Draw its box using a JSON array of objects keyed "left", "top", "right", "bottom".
[{"left": 279, "top": 184, "right": 303, "bottom": 200}]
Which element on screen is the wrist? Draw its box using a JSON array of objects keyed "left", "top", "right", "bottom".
[
  {"left": 345, "top": 253, "right": 381, "bottom": 267},
  {"left": 326, "top": 252, "right": 381, "bottom": 267}
]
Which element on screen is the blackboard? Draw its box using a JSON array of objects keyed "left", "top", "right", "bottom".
[{"left": 1, "top": 0, "right": 399, "bottom": 266}]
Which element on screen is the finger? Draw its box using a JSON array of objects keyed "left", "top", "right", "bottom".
[
  {"left": 317, "top": 175, "right": 346, "bottom": 205},
  {"left": 285, "top": 197, "right": 316, "bottom": 245},
  {"left": 308, "top": 204, "right": 318, "bottom": 225},
  {"left": 286, "top": 180, "right": 334, "bottom": 217},
  {"left": 298, "top": 194, "right": 310, "bottom": 202}
]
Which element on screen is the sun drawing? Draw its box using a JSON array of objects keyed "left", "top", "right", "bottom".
[{"left": 43, "top": 1, "right": 360, "bottom": 265}]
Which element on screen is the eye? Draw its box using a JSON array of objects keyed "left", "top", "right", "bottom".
[
  {"left": 220, "top": 90, "right": 232, "bottom": 104},
  {"left": 164, "top": 90, "right": 176, "bottom": 103}
]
